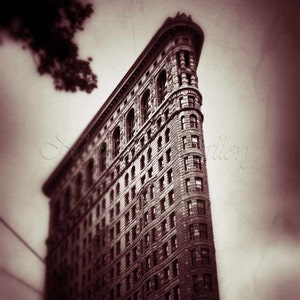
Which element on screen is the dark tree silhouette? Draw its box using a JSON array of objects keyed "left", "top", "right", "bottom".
[{"left": 0, "top": 0, "right": 97, "bottom": 93}]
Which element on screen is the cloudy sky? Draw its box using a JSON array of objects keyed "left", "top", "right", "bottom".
[{"left": 0, "top": 0, "right": 299, "bottom": 299}]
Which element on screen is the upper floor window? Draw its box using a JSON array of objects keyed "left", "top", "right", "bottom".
[
  {"left": 157, "top": 136, "right": 162, "bottom": 151},
  {"left": 188, "top": 96, "right": 195, "bottom": 107},
  {"left": 64, "top": 187, "right": 71, "bottom": 214},
  {"left": 125, "top": 173, "right": 129, "bottom": 187},
  {"left": 131, "top": 166, "right": 135, "bottom": 180},
  {"left": 75, "top": 173, "right": 82, "bottom": 201},
  {"left": 99, "top": 142, "right": 107, "bottom": 172},
  {"left": 157, "top": 69, "right": 167, "bottom": 104},
  {"left": 203, "top": 274, "right": 212, "bottom": 291},
  {"left": 147, "top": 147, "right": 152, "bottom": 162},
  {"left": 141, "top": 89, "right": 150, "bottom": 123},
  {"left": 181, "top": 116, "right": 186, "bottom": 129},
  {"left": 86, "top": 159, "right": 94, "bottom": 188},
  {"left": 140, "top": 155, "right": 145, "bottom": 170},
  {"left": 191, "top": 135, "right": 200, "bottom": 148},
  {"left": 190, "top": 115, "right": 198, "bottom": 128},
  {"left": 195, "top": 177, "right": 203, "bottom": 192},
  {"left": 113, "top": 127, "right": 121, "bottom": 157},
  {"left": 126, "top": 109, "right": 135, "bottom": 141},
  {"left": 184, "top": 51, "right": 190, "bottom": 67},
  {"left": 165, "top": 128, "right": 170, "bottom": 143}
]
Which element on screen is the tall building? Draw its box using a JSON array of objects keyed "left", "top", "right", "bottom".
[{"left": 43, "top": 13, "right": 220, "bottom": 300}]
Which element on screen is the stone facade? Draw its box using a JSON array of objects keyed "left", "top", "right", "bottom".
[{"left": 43, "top": 13, "right": 220, "bottom": 300}]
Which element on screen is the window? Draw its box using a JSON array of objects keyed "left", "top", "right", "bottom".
[
  {"left": 181, "top": 116, "right": 186, "bottom": 129},
  {"left": 140, "top": 137, "right": 145, "bottom": 147},
  {"left": 193, "top": 275, "right": 199, "bottom": 294},
  {"left": 163, "top": 242, "right": 168, "bottom": 259},
  {"left": 182, "top": 136, "right": 187, "bottom": 149},
  {"left": 184, "top": 51, "right": 190, "bottom": 67},
  {"left": 86, "top": 159, "right": 94, "bottom": 188},
  {"left": 158, "top": 157, "right": 163, "bottom": 171},
  {"left": 147, "top": 148, "right": 152, "bottom": 162},
  {"left": 185, "top": 178, "right": 191, "bottom": 192},
  {"left": 147, "top": 129, "right": 151, "bottom": 140},
  {"left": 116, "top": 183, "right": 120, "bottom": 196},
  {"left": 144, "top": 211, "right": 149, "bottom": 225},
  {"left": 126, "top": 275, "right": 131, "bottom": 290},
  {"left": 152, "top": 227, "right": 156, "bottom": 243},
  {"left": 197, "top": 199, "right": 206, "bottom": 215},
  {"left": 116, "top": 202, "right": 120, "bottom": 215},
  {"left": 102, "top": 198, "right": 106, "bottom": 212},
  {"left": 149, "top": 185, "right": 154, "bottom": 199},
  {"left": 126, "top": 109, "right": 135, "bottom": 141},
  {"left": 157, "top": 136, "right": 162, "bottom": 151},
  {"left": 184, "top": 156, "right": 189, "bottom": 171},
  {"left": 110, "top": 228, "right": 114, "bottom": 241},
  {"left": 165, "top": 128, "right": 170, "bottom": 143},
  {"left": 131, "top": 186, "right": 136, "bottom": 199},
  {"left": 203, "top": 274, "right": 212, "bottom": 291},
  {"left": 167, "top": 168, "right": 173, "bottom": 183},
  {"left": 164, "top": 109, "right": 169, "bottom": 120},
  {"left": 165, "top": 291, "right": 171, "bottom": 300},
  {"left": 125, "top": 253, "right": 130, "bottom": 268},
  {"left": 189, "top": 224, "right": 195, "bottom": 240},
  {"left": 153, "top": 250, "right": 158, "bottom": 266},
  {"left": 99, "top": 143, "right": 107, "bottom": 172},
  {"left": 188, "top": 96, "right": 195, "bottom": 107},
  {"left": 191, "top": 135, "right": 200, "bottom": 148},
  {"left": 151, "top": 206, "right": 156, "bottom": 220},
  {"left": 191, "top": 249, "right": 197, "bottom": 266},
  {"left": 199, "top": 223, "right": 208, "bottom": 239},
  {"left": 166, "top": 148, "right": 171, "bottom": 162},
  {"left": 110, "top": 209, "right": 114, "bottom": 222},
  {"left": 171, "top": 235, "right": 177, "bottom": 251},
  {"left": 140, "top": 155, "right": 145, "bottom": 169},
  {"left": 141, "top": 89, "right": 150, "bottom": 123},
  {"left": 154, "top": 274, "right": 159, "bottom": 290},
  {"left": 116, "top": 241, "right": 121, "bottom": 254},
  {"left": 148, "top": 167, "right": 153, "bottom": 178},
  {"left": 110, "top": 190, "right": 114, "bottom": 203},
  {"left": 116, "top": 283, "right": 121, "bottom": 298},
  {"left": 75, "top": 173, "right": 82, "bottom": 201},
  {"left": 131, "top": 166, "right": 135, "bottom": 180},
  {"left": 187, "top": 201, "right": 192, "bottom": 216},
  {"left": 132, "top": 205, "right": 137, "bottom": 219},
  {"left": 125, "top": 212, "right": 130, "bottom": 226},
  {"left": 170, "top": 212, "right": 176, "bottom": 228},
  {"left": 146, "top": 279, "right": 151, "bottom": 293},
  {"left": 116, "top": 221, "right": 120, "bottom": 235},
  {"left": 201, "top": 248, "right": 210, "bottom": 265},
  {"left": 161, "top": 219, "right": 167, "bottom": 235},
  {"left": 113, "top": 127, "right": 121, "bottom": 157},
  {"left": 195, "top": 177, "right": 203, "bottom": 192},
  {"left": 110, "top": 247, "right": 114, "bottom": 260},
  {"left": 159, "top": 177, "right": 165, "bottom": 191},
  {"left": 133, "top": 268, "right": 138, "bottom": 283},
  {"left": 157, "top": 117, "right": 162, "bottom": 129},
  {"left": 145, "top": 255, "right": 150, "bottom": 271},
  {"left": 193, "top": 156, "right": 202, "bottom": 170},
  {"left": 157, "top": 69, "right": 167, "bottom": 104},
  {"left": 125, "top": 174, "right": 129, "bottom": 186},
  {"left": 132, "top": 225, "right": 137, "bottom": 240},
  {"left": 64, "top": 187, "right": 71, "bottom": 214},
  {"left": 125, "top": 155, "right": 129, "bottom": 166},
  {"left": 133, "top": 246, "right": 138, "bottom": 261},
  {"left": 172, "top": 259, "right": 179, "bottom": 276},
  {"left": 190, "top": 115, "right": 198, "bottom": 128},
  {"left": 164, "top": 266, "right": 170, "bottom": 282},
  {"left": 168, "top": 190, "right": 174, "bottom": 205},
  {"left": 160, "top": 198, "right": 166, "bottom": 212},
  {"left": 174, "top": 285, "right": 180, "bottom": 300}
]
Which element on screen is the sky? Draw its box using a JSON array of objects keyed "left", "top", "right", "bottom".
[{"left": 0, "top": 0, "right": 299, "bottom": 299}]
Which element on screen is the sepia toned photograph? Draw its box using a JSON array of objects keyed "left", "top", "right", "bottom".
[{"left": 0, "top": 1, "right": 299, "bottom": 300}]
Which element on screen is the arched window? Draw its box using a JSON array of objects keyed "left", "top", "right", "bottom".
[
  {"left": 157, "top": 136, "right": 162, "bottom": 152},
  {"left": 126, "top": 109, "right": 135, "bottom": 141},
  {"left": 140, "top": 155, "right": 145, "bottom": 170},
  {"left": 131, "top": 166, "right": 135, "bottom": 180},
  {"left": 157, "top": 70, "right": 167, "bottom": 104},
  {"left": 190, "top": 115, "right": 198, "bottom": 128},
  {"left": 116, "top": 183, "right": 120, "bottom": 196},
  {"left": 147, "top": 148, "right": 152, "bottom": 162},
  {"left": 141, "top": 89, "right": 150, "bottom": 123},
  {"left": 113, "top": 127, "right": 121, "bottom": 157},
  {"left": 99, "top": 142, "right": 107, "bottom": 172},
  {"left": 125, "top": 173, "right": 129, "bottom": 187},
  {"left": 86, "top": 159, "right": 94, "bottom": 188},
  {"left": 64, "top": 187, "right": 71, "bottom": 214},
  {"left": 76, "top": 173, "right": 82, "bottom": 201},
  {"left": 181, "top": 116, "right": 186, "bottom": 129},
  {"left": 165, "top": 128, "right": 170, "bottom": 143}
]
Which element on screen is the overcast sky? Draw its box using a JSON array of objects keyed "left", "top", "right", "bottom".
[{"left": 0, "top": 0, "right": 299, "bottom": 299}]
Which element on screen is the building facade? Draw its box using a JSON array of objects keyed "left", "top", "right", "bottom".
[{"left": 43, "top": 13, "right": 220, "bottom": 300}]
